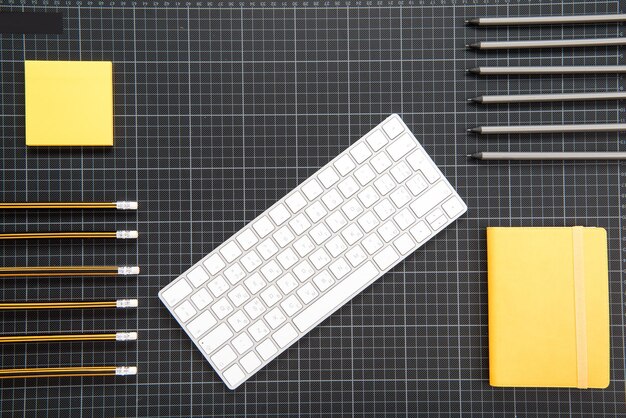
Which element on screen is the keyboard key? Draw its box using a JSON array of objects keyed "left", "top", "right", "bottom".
[
  {"left": 272, "top": 323, "right": 298, "bottom": 348},
  {"left": 220, "top": 241, "right": 242, "bottom": 263},
  {"left": 406, "top": 149, "right": 440, "bottom": 183},
  {"left": 228, "top": 310, "right": 250, "bottom": 332},
  {"left": 428, "top": 213, "right": 448, "bottom": 230},
  {"left": 386, "top": 133, "right": 416, "bottom": 161},
  {"left": 293, "top": 236, "right": 316, "bottom": 257},
  {"left": 325, "top": 236, "right": 347, "bottom": 257},
  {"left": 289, "top": 213, "right": 312, "bottom": 235},
  {"left": 350, "top": 142, "right": 372, "bottom": 163},
  {"left": 187, "top": 266, "right": 210, "bottom": 287},
  {"left": 318, "top": 167, "right": 340, "bottom": 187},
  {"left": 325, "top": 212, "right": 348, "bottom": 232},
  {"left": 313, "top": 271, "right": 335, "bottom": 291},
  {"left": 240, "top": 351, "right": 262, "bottom": 373},
  {"left": 293, "top": 261, "right": 315, "bottom": 281},
  {"left": 224, "top": 264, "right": 246, "bottom": 284},
  {"left": 442, "top": 196, "right": 466, "bottom": 218},
  {"left": 358, "top": 212, "right": 380, "bottom": 233},
  {"left": 297, "top": 283, "right": 319, "bottom": 304},
  {"left": 374, "top": 199, "right": 395, "bottom": 220},
  {"left": 264, "top": 307, "right": 287, "bottom": 329},
  {"left": 236, "top": 229, "right": 258, "bottom": 250},
  {"left": 305, "top": 201, "right": 327, "bottom": 223},
  {"left": 362, "top": 234, "right": 384, "bottom": 254},
  {"left": 382, "top": 117, "right": 405, "bottom": 139},
  {"left": 162, "top": 279, "right": 192, "bottom": 306},
  {"left": 281, "top": 294, "right": 303, "bottom": 316},
  {"left": 260, "top": 260, "right": 281, "bottom": 282},
  {"left": 269, "top": 204, "right": 290, "bottom": 225},
  {"left": 310, "top": 224, "right": 332, "bottom": 245},
  {"left": 244, "top": 298, "right": 266, "bottom": 319},
  {"left": 409, "top": 181, "right": 452, "bottom": 217},
  {"left": 253, "top": 216, "right": 274, "bottom": 238},
  {"left": 394, "top": 208, "right": 416, "bottom": 230},
  {"left": 227, "top": 285, "right": 250, "bottom": 307},
  {"left": 366, "top": 129, "right": 388, "bottom": 151},
  {"left": 426, "top": 208, "right": 445, "bottom": 225},
  {"left": 232, "top": 333, "right": 253, "bottom": 354},
  {"left": 374, "top": 174, "right": 395, "bottom": 195},
  {"left": 293, "top": 262, "right": 378, "bottom": 332},
  {"left": 240, "top": 251, "right": 263, "bottom": 272},
  {"left": 378, "top": 221, "right": 400, "bottom": 242},
  {"left": 203, "top": 254, "right": 226, "bottom": 275},
  {"left": 309, "top": 248, "right": 331, "bottom": 269},
  {"left": 370, "top": 153, "right": 392, "bottom": 173},
  {"left": 321, "top": 189, "right": 344, "bottom": 210},
  {"left": 277, "top": 273, "right": 298, "bottom": 294},
  {"left": 341, "top": 224, "right": 364, "bottom": 245},
  {"left": 334, "top": 154, "right": 356, "bottom": 175},
  {"left": 345, "top": 246, "right": 367, "bottom": 267},
  {"left": 354, "top": 165, "right": 376, "bottom": 185},
  {"left": 357, "top": 186, "right": 379, "bottom": 208},
  {"left": 174, "top": 301, "right": 197, "bottom": 322},
  {"left": 329, "top": 258, "right": 351, "bottom": 279},
  {"left": 285, "top": 191, "right": 307, "bottom": 213},
  {"left": 249, "top": 320, "right": 270, "bottom": 341},
  {"left": 188, "top": 311, "right": 217, "bottom": 338},
  {"left": 409, "top": 221, "right": 432, "bottom": 243},
  {"left": 260, "top": 285, "right": 282, "bottom": 306},
  {"left": 207, "top": 276, "right": 229, "bottom": 297},
  {"left": 190, "top": 288, "right": 213, "bottom": 309},
  {"left": 212, "top": 297, "right": 234, "bottom": 319},
  {"left": 276, "top": 248, "right": 298, "bottom": 269},
  {"left": 406, "top": 174, "right": 428, "bottom": 196},
  {"left": 244, "top": 273, "right": 266, "bottom": 294},
  {"left": 373, "top": 247, "right": 400, "bottom": 270},
  {"left": 394, "top": 233, "right": 416, "bottom": 255},
  {"left": 211, "top": 345, "right": 237, "bottom": 370},
  {"left": 338, "top": 177, "right": 360, "bottom": 198},
  {"left": 341, "top": 198, "right": 363, "bottom": 220},
  {"left": 302, "top": 179, "right": 323, "bottom": 200},
  {"left": 390, "top": 162, "right": 412, "bottom": 183},
  {"left": 223, "top": 364, "right": 246, "bottom": 388},
  {"left": 197, "top": 320, "right": 229, "bottom": 349},
  {"left": 273, "top": 226, "right": 295, "bottom": 248},
  {"left": 257, "top": 239, "right": 279, "bottom": 260},
  {"left": 390, "top": 186, "right": 411, "bottom": 208},
  {"left": 256, "top": 339, "right": 278, "bottom": 361}
]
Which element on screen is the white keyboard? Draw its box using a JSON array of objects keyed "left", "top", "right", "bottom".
[{"left": 159, "top": 115, "right": 467, "bottom": 389}]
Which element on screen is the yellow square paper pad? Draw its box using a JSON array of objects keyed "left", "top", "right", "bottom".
[
  {"left": 487, "top": 227, "right": 609, "bottom": 388},
  {"left": 25, "top": 60, "right": 113, "bottom": 146}
]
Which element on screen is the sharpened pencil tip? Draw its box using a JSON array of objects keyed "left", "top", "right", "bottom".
[{"left": 467, "top": 67, "right": 480, "bottom": 74}]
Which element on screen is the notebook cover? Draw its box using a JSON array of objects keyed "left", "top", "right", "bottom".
[
  {"left": 487, "top": 227, "right": 609, "bottom": 388},
  {"left": 25, "top": 60, "right": 113, "bottom": 146}
]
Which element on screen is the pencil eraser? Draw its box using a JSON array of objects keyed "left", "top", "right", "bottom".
[
  {"left": 116, "top": 299, "right": 139, "bottom": 308},
  {"left": 116, "top": 201, "right": 138, "bottom": 210},
  {"left": 115, "top": 366, "right": 138, "bottom": 376},
  {"left": 118, "top": 266, "right": 140, "bottom": 275},
  {"left": 116, "top": 230, "right": 139, "bottom": 239},
  {"left": 25, "top": 60, "right": 113, "bottom": 146},
  {"left": 116, "top": 332, "right": 138, "bottom": 341}
]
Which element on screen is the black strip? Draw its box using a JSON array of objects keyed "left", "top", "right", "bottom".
[{"left": 0, "top": 11, "right": 63, "bottom": 34}]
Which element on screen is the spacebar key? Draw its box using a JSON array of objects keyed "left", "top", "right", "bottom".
[{"left": 293, "top": 262, "right": 379, "bottom": 332}]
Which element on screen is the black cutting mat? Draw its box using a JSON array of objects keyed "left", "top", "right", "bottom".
[{"left": 1, "top": 0, "right": 626, "bottom": 416}]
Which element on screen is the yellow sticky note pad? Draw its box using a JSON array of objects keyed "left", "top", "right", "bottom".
[{"left": 25, "top": 60, "right": 113, "bottom": 146}]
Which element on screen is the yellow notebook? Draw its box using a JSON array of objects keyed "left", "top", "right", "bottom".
[
  {"left": 487, "top": 226, "right": 609, "bottom": 388},
  {"left": 25, "top": 60, "right": 113, "bottom": 146}
]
